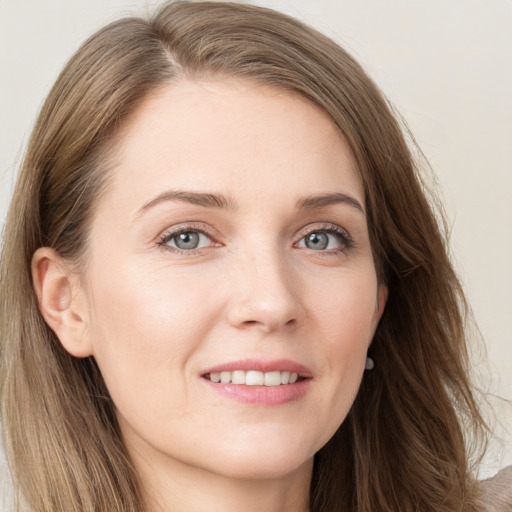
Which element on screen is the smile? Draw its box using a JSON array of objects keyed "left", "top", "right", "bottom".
[
  {"left": 201, "top": 359, "right": 312, "bottom": 405},
  {"left": 206, "top": 370, "right": 300, "bottom": 386}
]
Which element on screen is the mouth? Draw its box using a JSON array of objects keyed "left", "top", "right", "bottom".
[
  {"left": 203, "top": 370, "right": 306, "bottom": 386},
  {"left": 200, "top": 359, "right": 312, "bottom": 405}
]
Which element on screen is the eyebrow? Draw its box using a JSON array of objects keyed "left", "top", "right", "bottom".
[
  {"left": 136, "top": 189, "right": 364, "bottom": 218},
  {"left": 296, "top": 193, "right": 364, "bottom": 214},
  {"left": 137, "top": 190, "right": 239, "bottom": 217}
]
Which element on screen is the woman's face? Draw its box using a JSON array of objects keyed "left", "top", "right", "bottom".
[{"left": 79, "top": 79, "right": 386, "bottom": 481}]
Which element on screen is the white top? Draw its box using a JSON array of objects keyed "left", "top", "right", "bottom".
[{"left": 479, "top": 466, "right": 512, "bottom": 512}]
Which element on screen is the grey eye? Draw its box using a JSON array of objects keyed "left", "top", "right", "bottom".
[
  {"left": 174, "top": 232, "right": 200, "bottom": 250},
  {"left": 304, "top": 232, "right": 329, "bottom": 250},
  {"left": 166, "top": 231, "right": 212, "bottom": 250},
  {"left": 297, "top": 230, "right": 347, "bottom": 251}
]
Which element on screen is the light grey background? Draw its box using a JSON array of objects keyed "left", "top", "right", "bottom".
[{"left": 1, "top": 0, "right": 511, "bottom": 506}]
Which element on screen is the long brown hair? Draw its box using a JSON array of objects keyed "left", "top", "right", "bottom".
[{"left": 0, "top": 2, "right": 487, "bottom": 511}]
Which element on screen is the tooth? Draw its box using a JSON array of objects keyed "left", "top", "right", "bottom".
[
  {"left": 211, "top": 369, "right": 302, "bottom": 386},
  {"left": 245, "top": 370, "right": 264, "bottom": 386},
  {"left": 232, "top": 370, "right": 246, "bottom": 384},
  {"left": 220, "top": 371, "right": 232, "bottom": 384},
  {"left": 264, "top": 371, "right": 281, "bottom": 386}
]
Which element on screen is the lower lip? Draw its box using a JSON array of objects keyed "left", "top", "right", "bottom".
[{"left": 202, "top": 378, "right": 311, "bottom": 405}]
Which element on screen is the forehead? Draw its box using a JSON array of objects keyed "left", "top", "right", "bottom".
[{"left": 101, "top": 78, "right": 363, "bottom": 214}]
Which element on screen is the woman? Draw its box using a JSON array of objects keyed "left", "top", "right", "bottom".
[{"left": 0, "top": 1, "right": 509, "bottom": 511}]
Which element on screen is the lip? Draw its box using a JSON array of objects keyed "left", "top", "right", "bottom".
[{"left": 201, "top": 359, "right": 313, "bottom": 406}]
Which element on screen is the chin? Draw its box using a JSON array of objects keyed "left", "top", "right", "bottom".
[
  {"left": 209, "top": 451, "right": 314, "bottom": 481},
  {"left": 195, "top": 431, "right": 318, "bottom": 480}
]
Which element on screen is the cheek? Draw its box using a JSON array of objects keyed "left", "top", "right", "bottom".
[
  {"left": 84, "top": 260, "right": 219, "bottom": 406},
  {"left": 89, "top": 256, "right": 213, "bottom": 338},
  {"left": 310, "top": 267, "right": 379, "bottom": 349},
  {"left": 302, "top": 268, "right": 380, "bottom": 422}
]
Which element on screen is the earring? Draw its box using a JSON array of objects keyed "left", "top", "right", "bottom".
[{"left": 365, "top": 357, "right": 374, "bottom": 371}]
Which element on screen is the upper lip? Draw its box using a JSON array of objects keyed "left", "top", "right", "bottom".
[{"left": 202, "top": 359, "right": 313, "bottom": 378}]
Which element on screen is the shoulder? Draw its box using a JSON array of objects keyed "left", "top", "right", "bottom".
[{"left": 478, "top": 466, "right": 512, "bottom": 512}]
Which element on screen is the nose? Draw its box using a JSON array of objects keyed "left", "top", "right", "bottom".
[{"left": 226, "top": 248, "right": 305, "bottom": 334}]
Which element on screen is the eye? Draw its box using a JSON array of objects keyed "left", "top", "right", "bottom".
[
  {"left": 158, "top": 228, "right": 214, "bottom": 252},
  {"left": 303, "top": 232, "right": 331, "bottom": 250},
  {"left": 295, "top": 225, "right": 352, "bottom": 253}
]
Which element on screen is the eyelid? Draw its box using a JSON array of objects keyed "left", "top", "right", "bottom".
[{"left": 295, "top": 222, "right": 351, "bottom": 239}]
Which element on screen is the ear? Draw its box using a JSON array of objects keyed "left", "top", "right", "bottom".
[
  {"left": 376, "top": 284, "right": 388, "bottom": 322},
  {"left": 32, "top": 247, "right": 93, "bottom": 358},
  {"left": 369, "top": 284, "right": 388, "bottom": 341}
]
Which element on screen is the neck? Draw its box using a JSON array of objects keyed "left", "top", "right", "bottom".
[{"left": 131, "top": 443, "right": 312, "bottom": 512}]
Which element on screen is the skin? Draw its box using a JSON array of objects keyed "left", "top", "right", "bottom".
[{"left": 33, "top": 78, "right": 387, "bottom": 512}]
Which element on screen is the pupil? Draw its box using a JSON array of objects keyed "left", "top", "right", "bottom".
[
  {"left": 176, "top": 232, "right": 199, "bottom": 249},
  {"left": 306, "top": 232, "right": 328, "bottom": 250}
]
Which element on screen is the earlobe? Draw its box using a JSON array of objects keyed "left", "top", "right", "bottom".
[{"left": 32, "top": 247, "right": 93, "bottom": 358}]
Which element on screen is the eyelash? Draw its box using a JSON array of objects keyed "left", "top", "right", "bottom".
[{"left": 156, "top": 223, "right": 354, "bottom": 255}]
